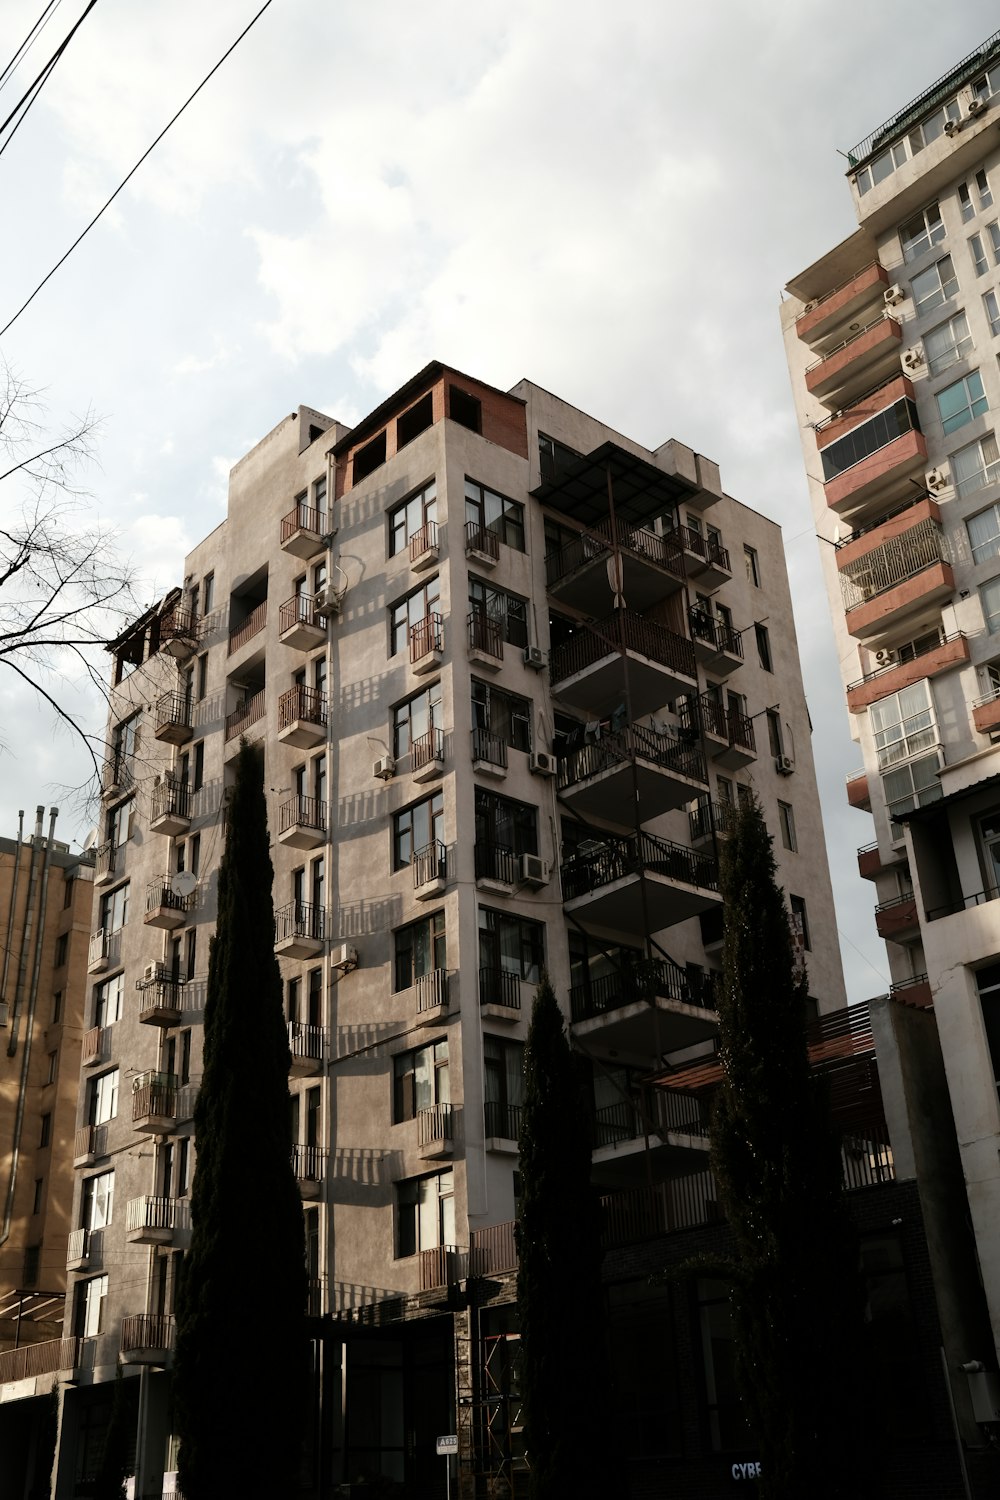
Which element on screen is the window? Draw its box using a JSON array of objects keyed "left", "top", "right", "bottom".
[
  {"left": 94, "top": 973, "right": 124, "bottom": 1028},
  {"left": 193, "top": 741, "right": 205, "bottom": 792},
  {"left": 450, "top": 386, "right": 482, "bottom": 432},
  {"left": 394, "top": 912, "right": 446, "bottom": 990},
  {"left": 952, "top": 432, "right": 1000, "bottom": 496},
  {"left": 924, "top": 311, "right": 973, "bottom": 376},
  {"left": 465, "top": 478, "right": 525, "bottom": 552},
  {"left": 393, "top": 1038, "right": 449, "bottom": 1122},
  {"left": 99, "top": 883, "right": 129, "bottom": 935},
  {"left": 766, "top": 710, "right": 783, "bottom": 759},
  {"left": 936, "top": 370, "right": 988, "bottom": 435},
  {"left": 469, "top": 578, "right": 528, "bottom": 648},
  {"left": 52, "top": 991, "right": 62, "bottom": 1023},
  {"left": 396, "top": 392, "right": 434, "bottom": 448},
  {"left": 88, "top": 1068, "right": 120, "bottom": 1126},
  {"left": 744, "top": 545, "right": 760, "bottom": 586},
  {"left": 179, "top": 1029, "right": 192, "bottom": 1085},
  {"left": 389, "top": 481, "right": 437, "bottom": 556},
  {"left": 959, "top": 183, "right": 974, "bottom": 222},
  {"left": 755, "top": 623, "right": 772, "bottom": 672},
  {"left": 81, "top": 1170, "right": 114, "bottom": 1231},
  {"left": 970, "top": 222, "right": 1000, "bottom": 277},
  {"left": 196, "top": 653, "right": 208, "bottom": 701},
  {"left": 882, "top": 757, "right": 942, "bottom": 838},
  {"left": 45, "top": 1051, "right": 57, "bottom": 1085},
  {"left": 202, "top": 573, "right": 214, "bottom": 614},
  {"left": 979, "top": 962, "right": 1000, "bottom": 1094},
  {"left": 353, "top": 430, "right": 387, "bottom": 483},
  {"left": 778, "top": 801, "right": 797, "bottom": 852},
  {"left": 870, "top": 682, "right": 937, "bottom": 769},
  {"left": 110, "top": 714, "right": 140, "bottom": 777},
  {"left": 313, "top": 474, "right": 328, "bottom": 526},
  {"left": 789, "top": 894, "right": 810, "bottom": 951},
  {"left": 392, "top": 681, "right": 443, "bottom": 759},
  {"left": 32, "top": 1178, "right": 43, "bottom": 1215},
  {"left": 967, "top": 502, "right": 1000, "bottom": 563},
  {"left": 819, "top": 398, "right": 919, "bottom": 482},
  {"left": 75, "top": 1275, "right": 108, "bottom": 1338},
  {"left": 471, "top": 679, "right": 531, "bottom": 753},
  {"left": 980, "top": 576, "right": 1000, "bottom": 633},
  {"left": 899, "top": 202, "right": 945, "bottom": 263},
  {"left": 397, "top": 1169, "right": 454, "bottom": 1257},
  {"left": 474, "top": 789, "right": 538, "bottom": 857},
  {"left": 178, "top": 1137, "right": 191, "bottom": 1197},
  {"left": 393, "top": 792, "right": 444, "bottom": 870},
  {"left": 484, "top": 1035, "right": 524, "bottom": 1141},
  {"left": 960, "top": 170, "right": 993, "bottom": 221},
  {"left": 986, "top": 289, "right": 1000, "bottom": 337},
  {"left": 389, "top": 576, "right": 440, "bottom": 656},
  {"left": 478, "top": 906, "right": 544, "bottom": 984},
  {"left": 909, "top": 255, "right": 958, "bottom": 318},
  {"left": 54, "top": 933, "right": 68, "bottom": 968},
  {"left": 39, "top": 1113, "right": 51, "bottom": 1148},
  {"left": 63, "top": 878, "right": 73, "bottom": 909}
]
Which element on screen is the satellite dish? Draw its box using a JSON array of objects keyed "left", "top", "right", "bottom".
[{"left": 170, "top": 870, "right": 197, "bottom": 900}]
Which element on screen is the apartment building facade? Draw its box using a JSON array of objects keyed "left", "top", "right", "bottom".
[
  {"left": 9, "top": 364, "right": 849, "bottom": 1496},
  {"left": 782, "top": 29, "right": 1000, "bottom": 1396}
]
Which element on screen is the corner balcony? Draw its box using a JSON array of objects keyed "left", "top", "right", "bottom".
[
  {"left": 465, "top": 519, "right": 500, "bottom": 567},
  {"left": 121, "top": 1313, "right": 175, "bottom": 1367},
  {"left": 411, "top": 727, "right": 445, "bottom": 782},
  {"left": 81, "top": 1025, "right": 111, "bottom": 1068},
  {"left": 137, "top": 971, "right": 185, "bottom": 1027},
  {"left": 570, "top": 959, "right": 718, "bottom": 1056},
  {"left": 288, "top": 1021, "right": 327, "bottom": 1076},
  {"left": 93, "top": 839, "right": 125, "bottom": 888},
  {"left": 293, "top": 1142, "right": 327, "bottom": 1200},
  {"left": 688, "top": 609, "right": 744, "bottom": 677},
  {"left": 274, "top": 900, "right": 325, "bottom": 959},
  {"left": 840, "top": 521, "right": 953, "bottom": 643},
  {"left": 804, "top": 314, "right": 902, "bottom": 408},
  {"left": 874, "top": 892, "right": 921, "bottom": 944},
  {"left": 418, "top": 1102, "right": 454, "bottom": 1161},
  {"left": 280, "top": 502, "right": 325, "bottom": 560},
  {"left": 131, "top": 1072, "right": 180, "bottom": 1134},
  {"left": 591, "top": 1089, "right": 711, "bottom": 1188},
  {"left": 410, "top": 613, "right": 444, "bottom": 675},
  {"left": 409, "top": 520, "right": 439, "bottom": 571},
  {"left": 846, "top": 769, "right": 871, "bottom": 811},
  {"left": 150, "top": 775, "right": 192, "bottom": 837},
  {"left": 561, "top": 831, "right": 719, "bottom": 938},
  {"left": 846, "top": 633, "right": 970, "bottom": 712},
  {"left": 557, "top": 723, "right": 708, "bottom": 829},
  {"left": 278, "top": 684, "right": 327, "bottom": 749},
  {"left": 144, "top": 877, "right": 195, "bottom": 930},
  {"left": 680, "top": 695, "right": 756, "bottom": 769},
  {"left": 278, "top": 794, "right": 327, "bottom": 851},
  {"left": 549, "top": 610, "right": 697, "bottom": 719},
  {"left": 972, "top": 686, "right": 1000, "bottom": 736},
  {"left": 414, "top": 968, "right": 450, "bottom": 1027},
  {"left": 154, "top": 691, "right": 194, "bottom": 747},
  {"left": 471, "top": 727, "right": 508, "bottom": 779},
  {"left": 279, "top": 595, "right": 327, "bottom": 651},
  {"left": 414, "top": 840, "right": 447, "bottom": 900},
  {"left": 479, "top": 967, "right": 523, "bottom": 1022},
  {"left": 795, "top": 261, "right": 890, "bottom": 347},
  {"left": 671, "top": 525, "right": 731, "bottom": 589},
  {"left": 159, "top": 607, "right": 201, "bottom": 662},
  {"left": 73, "top": 1124, "right": 107, "bottom": 1167},
  {"left": 545, "top": 521, "right": 685, "bottom": 613},
  {"left": 888, "top": 973, "right": 933, "bottom": 1010},
  {"left": 467, "top": 609, "right": 503, "bottom": 669},
  {"left": 125, "top": 1195, "right": 190, "bottom": 1246}
]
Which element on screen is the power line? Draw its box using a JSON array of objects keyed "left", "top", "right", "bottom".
[
  {"left": 0, "top": 0, "right": 99, "bottom": 163},
  {"left": 0, "top": 0, "right": 63, "bottom": 94},
  {"left": 0, "top": 0, "right": 277, "bottom": 340}
]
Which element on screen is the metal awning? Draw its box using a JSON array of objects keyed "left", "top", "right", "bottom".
[{"left": 531, "top": 440, "right": 693, "bottom": 531}]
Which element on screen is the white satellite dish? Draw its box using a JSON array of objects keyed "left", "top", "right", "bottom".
[{"left": 170, "top": 870, "right": 198, "bottom": 900}]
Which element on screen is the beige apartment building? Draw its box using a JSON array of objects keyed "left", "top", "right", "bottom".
[
  {"left": 4, "top": 363, "right": 849, "bottom": 1497},
  {"left": 782, "top": 29, "right": 1000, "bottom": 1396}
]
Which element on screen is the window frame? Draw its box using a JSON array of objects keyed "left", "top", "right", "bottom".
[
  {"left": 389, "top": 481, "right": 437, "bottom": 558},
  {"left": 389, "top": 576, "right": 440, "bottom": 657},
  {"left": 465, "top": 477, "right": 525, "bottom": 552},
  {"left": 935, "top": 369, "right": 988, "bottom": 435},
  {"left": 393, "top": 791, "right": 444, "bottom": 870}
]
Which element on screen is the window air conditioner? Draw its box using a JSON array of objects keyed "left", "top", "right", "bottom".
[
  {"left": 775, "top": 755, "right": 795, "bottom": 776},
  {"left": 529, "top": 750, "right": 557, "bottom": 777},
  {"left": 925, "top": 467, "right": 949, "bottom": 492},
  {"left": 875, "top": 649, "right": 898, "bottom": 667},
  {"left": 520, "top": 854, "right": 550, "bottom": 887},
  {"left": 373, "top": 756, "right": 395, "bottom": 781},
  {"left": 142, "top": 962, "right": 161, "bottom": 985},
  {"left": 968, "top": 95, "right": 987, "bottom": 117},
  {"left": 902, "top": 347, "right": 924, "bottom": 369},
  {"left": 944, "top": 118, "right": 961, "bottom": 137},
  {"left": 883, "top": 284, "right": 905, "bottom": 307},
  {"left": 523, "top": 645, "right": 549, "bottom": 671},
  {"left": 331, "top": 943, "right": 359, "bottom": 972},
  {"left": 314, "top": 585, "right": 343, "bottom": 619}
]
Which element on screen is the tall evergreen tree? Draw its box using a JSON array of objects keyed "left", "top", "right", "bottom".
[
  {"left": 173, "top": 741, "right": 307, "bottom": 1499},
  {"left": 709, "top": 796, "right": 866, "bottom": 1499},
  {"left": 516, "top": 977, "right": 610, "bottom": 1500}
]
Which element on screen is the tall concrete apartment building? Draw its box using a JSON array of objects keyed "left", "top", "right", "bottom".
[
  {"left": 7, "top": 364, "right": 849, "bottom": 1496},
  {"left": 782, "top": 30, "right": 1000, "bottom": 1389}
]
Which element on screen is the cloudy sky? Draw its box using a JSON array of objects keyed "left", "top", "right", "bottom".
[{"left": 2, "top": 0, "right": 995, "bottom": 1002}]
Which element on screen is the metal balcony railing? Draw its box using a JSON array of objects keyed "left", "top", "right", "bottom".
[
  {"left": 840, "top": 520, "right": 949, "bottom": 612},
  {"left": 549, "top": 609, "right": 696, "bottom": 687},
  {"left": 471, "top": 726, "right": 507, "bottom": 769},
  {"left": 568, "top": 958, "right": 693, "bottom": 1023},
  {"left": 561, "top": 830, "right": 718, "bottom": 903},
  {"left": 102, "top": 756, "right": 134, "bottom": 797},
  {"left": 280, "top": 502, "right": 324, "bottom": 542},
  {"left": 0, "top": 1337, "right": 79, "bottom": 1385},
  {"left": 479, "top": 967, "right": 521, "bottom": 1011},
  {"left": 845, "top": 632, "right": 966, "bottom": 693},
  {"left": 131, "top": 1074, "right": 179, "bottom": 1123},
  {"left": 687, "top": 609, "right": 743, "bottom": 659},
  {"left": 94, "top": 840, "right": 122, "bottom": 881},
  {"left": 470, "top": 1220, "right": 518, "bottom": 1276},
  {"left": 74, "top": 1124, "right": 106, "bottom": 1160},
  {"left": 689, "top": 799, "right": 738, "bottom": 842},
  {"left": 467, "top": 609, "right": 503, "bottom": 660},
  {"left": 159, "top": 607, "right": 200, "bottom": 651},
  {"left": 804, "top": 313, "right": 894, "bottom": 374},
  {"left": 484, "top": 1101, "right": 522, "bottom": 1140},
  {"left": 155, "top": 691, "right": 193, "bottom": 735},
  {"left": 680, "top": 695, "right": 756, "bottom": 754},
  {"left": 125, "top": 1196, "right": 190, "bottom": 1234},
  {"left": 292, "top": 1142, "right": 328, "bottom": 1181},
  {"left": 151, "top": 775, "right": 191, "bottom": 824},
  {"left": 419, "top": 1243, "right": 467, "bottom": 1291},
  {"left": 288, "top": 1021, "right": 327, "bottom": 1066},
  {"left": 225, "top": 689, "right": 266, "bottom": 741},
  {"left": 465, "top": 520, "right": 500, "bottom": 560},
  {"left": 227, "top": 600, "right": 267, "bottom": 655},
  {"left": 279, "top": 794, "right": 327, "bottom": 836},
  {"left": 412, "top": 727, "right": 444, "bottom": 770},
  {"left": 475, "top": 843, "right": 517, "bottom": 885},
  {"left": 274, "top": 900, "right": 325, "bottom": 944},
  {"left": 145, "top": 878, "right": 195, "bottom": 915},
  {"left": 137, "top": 973, "right": 186, "bottom": 1020},
  {"left": 413, "top": 840, "right": 447, "bottom": 890},
  {"left": 409, "top": 520, "right": 438, "bottom": 562},
  {"left": 278, "top": 683, "right": 327, "bottom": 730},
  {"left": 121, "top": 1313, "right": 175, "bottom": 1356},
  {"left": 416, "top": 968, "right": 449, "bottom": 1014},
  {"left": 279, "top": 594, "right": 324, "bottom": 634},
  {"left": 600, "top": 1174, "right": 720, "bottom": 1244},
  {"left": 410, "top": 612, "right": 444, "bottom": 663},
  {"left": 557, "top": 722, "right": 707, "bottom": 792},
  {"left": 417, "top": 1102, "right": 454, "bottom": 1148}
]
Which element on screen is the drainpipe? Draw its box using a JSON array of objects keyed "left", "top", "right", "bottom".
[
  {"left": 0, "top": 811, "right": 25, "bottom": 1011},
  {"left": 7, "top": 806, "right": 44, "bottom": 1057}
]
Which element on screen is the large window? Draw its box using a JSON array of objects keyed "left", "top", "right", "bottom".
[
  {"left": 819, "top": 399, "right": 919, "bottom": 483},
  {"left": 99, "top": 883, "right": 128, "bottom": 935},
  {"left": 882, "top": 757, "right": 942, "bottom": 839},
  {"left": 397, "top": 1169, "right": 454, "bottom": 1257},
  {"left": 936, "top": 371, "right": 988, "bottom": 435},
  {"left": 970, "top": 221, "right": 1000, "bottom": 277},
  {"left": 484, "top": 1035, "right": 524, "bottom": 1142},
  {"left": 967, "top": 502, "right": 1000, "bottom": 564},
  {"left": 389, "top": 481, "right": 437, "bottom": 557},
  {"left": 393, "top": 1039, "right": 449, "bottom": 1123},
  {"left": 778, "top": 801, "right": 797, "bottom": 852},
  {"left": 870, "top": 682, "right": 937, "bottom": 770},
  {"left": 980, "top": 576, "right": 1000, "bottom": 633},
  {"left": 985, "top": 288, "right": 1000, "bottom": 337},
  {"left": 924, "top": 311, "right": 973, "bottom": 376},
  {"left": 952, "top": 431, "right": 1000, "bottom": 497},
  {"left": 469, "top": 578, "right": 528, "bottom": 648},
  {"left": 88, "top": 1069, "right": 119, "bottom": 1126},
  {"left": 389, "top": 577, "right": 440, "bottom": 656},
  {"left": 465, "top": 478, "right": 525, "bottom": 552},
  {"left": 899, "top": 202, "right": 945, "bottom": 264},
  {"left": 75, "top": 1275, "right": 108, "bottom": 1338},
  {"left": 471, "top": 679, "right": 531, "bottom": 753},
  {"left": 959, "top": 169, "right": 993, "bottom": 220},
  {"left": 393, "top": 792, "right": 444, "bottom": 870},
  {"left": 910, "top": 255, "right": 957, "bottom": 317},
  {"left": 81, "top": 1170, "right": 114, "bottom": 1231},
  {"left": 394, "top": 912, "right": 446, "bottom": 990},
  {"left": 478, "top": 907, "right": 544, "bottom": 984},
  {"left": 392, "top": 681, "right": 443, "bottom": 759},
  {"left": 94, "top": 973, "right": 124, "bottom": 1029},
  {"left": 474, "top": 789, "right": 537, "bottom": 857}
]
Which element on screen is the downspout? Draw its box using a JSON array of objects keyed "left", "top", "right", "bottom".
[
  {"left": 0, "top": 810, "right": 25, "bottom": 1010},
  {"left": 7, "top": 806, "right": 43, "bottom": 1056}
]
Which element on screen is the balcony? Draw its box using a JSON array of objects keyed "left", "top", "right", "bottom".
[
  {"left": 601, "top": 1173, "right": 721, "bottom": 1244},
  {"left": 278, "top": 794, "right": 327, "bottom": 851},
  {"left": 545, "top": 520, "right": 685, "bottom": 613},
  {"left": 93, "top": 839, "right": 125, "bottom": 888},
  {"left": 591, "top": 1089, "right": 711, "bottom": 1188},
  {"left": 470, "top": 1218, "right": 518, "bottom": 1274},
  {"left": 101, "top": 756, "right": 134, "bottom": 801},
  {"left": 144, "top": 877, "right": 195, "bottom": 930},
  {"left": 414, "top": 840, "right": 447, "bottom": 900},
  {"left": 414, "top": 968, "right": 450, "bottom": 1027},
  {"left": 972, "top": 687, "right": 1000, "bottom": 736},
  {"left": 227, "top": 600, "right": 267, "bottom": 656},
  {"left": 795, "top": 261, "right": 890, "bottom": 346},
  {"left": 81, "top": 1026, "right": 110, "bottom": 1068},
  {"left": 137, "top": 971, "right": 185, "bottom": 1027},
  {"left": 0, "top": 1337, "right": 80, "bottom": 1387},
  {"left": 288, "top": 1021, "right": 327, "bottom": 1077},
  {"left": 279, "top": 594, "right": 327, "bottom": 651},
  {"left": 689, "top": 799, "right": 738, "bottom": 848},
  {"left": 888, "top": 973, "right": 933, "bottom": 1009},
  {"left": 154, "top": 690, "right": 194, "bottom": 746},
  {"left": 417, "top": 1102, "right": 454, "bottom": 1160},
  {"left": 293, "top": 1142, "right": 327, "bottom": 1200},
  {"left": 278, "top": 684, "right": 327, "bottom": 749},
  {"left": 410, "top": 520, "right": 439, "bottom": 571},
  {"left": 474, "top": 843, "right": 517, "bottom": 894},
  {"left": 471, "top": 727, "right": 508, "bottom": 779},
  {"left": 479, "top": 966, "right": 522, "bottom": 1021},
  {"left": 467, "top": 609, "right": 503, "bottom": 669},
  {"left": 569, "top": 959, "right": 718, "bottom": 1056},
  {"left": 225, "top": 688, "right": 266, "bottom": 742},
  {"left": 857, "top": 842, "right": 883, "bottom": 880},
  {"left": 846, "top": 633, "right": 970, "bottom": 712},
  {"left": 280, "top": 502, "right": 325, "bottom": 559},
  {"left": 841, "top": 521, "right": 953, "bottom": 643},
  {"left": 125, "top": 1195, "right": 190, "bottom": 1246},
  {"left": 274, "top": 900, "right": 325, "bottom": 959},
  {"left": 410, "top": 613, "right": 444, "bottom": 674},
  {"left": 561, "top": 831, "right": 720, "bottom": 937},
  {"left": 120, "top": 1313, "right": 175, "bottom": 1367},
  {"left": 680, "top": 695, "right": 756, "bottom": 769},
  {"left": 805, "top": 314, "right": 903, "bottom": 407},
  {"left": 419, "top": 1244, "right": 468, "bottom": 1293},
  {"left": 150, "top": 775, "right": 192, "bottom": 837},
  {"left": 73, "top": 1124, "right": 107, "bottom": 1167},
  {"left": 846, "top": 769, "right": 871, "bottom": 811},
  {"left": 549, "top": 610, "right": 697, "bottom": 719},
  {"left": 131, "top": 1072, "right": 180, "bottom": 1134},
  {"left": 411, "top": 727, "right": 445, "bottom": 782},
  {"left": 159, "top": 607, "right": 201, "bottom": 662},
  {"left": 66, "top": 1227, "right": 93, "bottom": 1271},
  {"left": 465, "top": 519, "right": 500, "bottom": 567},
  {"left": 670, "top": 525, "right": 731, "bottom": 589},
  {"left": 874, "top": 892, "right": 921, "bottom": 944},
  {"left": 483, "top": 1104, "right": 522, "bottom": 1152},
  {"left": 557, "top": 724, "right": 707, "bottom": 829},
  {"left": 687, "top": 609, "right": 744, "bottom": 677},
  {"left": 87, "top": 927, "right": 119, "bottom": 975},
  {"left": 824, "top": 426, "right": 927, "bottom": 523}
]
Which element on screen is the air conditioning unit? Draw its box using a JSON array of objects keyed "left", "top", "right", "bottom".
[
  {"left": 926, "top": 467, "right": 949, "bottom": 492},
  {"left": 373, "top": 756, "right": 395, "bottom": 781},
  {"left": 884, "top": 284, "right": 905, "bottom": 307},
  {"left": 803, "top": 299, "right": 818, "bottom": 314},
  {"left": 944, "top": 118, "right": 962, "bottom": 137},
  {"left": 968, "top": 95, "right": 987, "bottom": 117},
  {"left": 775, "top": 755, "right": 795, "bottom": 776},
  {"left": 520, "top": 853, "right": 550, "bottom": 887},
  {"left": 523, "top": 645, "right": 549, "bottom": 671},
  {"left": 875, "top": 648, "right": 898, "bottom": 666},
  {"left": 314, "top": 585, "right": 343, "bottom": 619},
  {"left": 142, "top": 962, "right": 161, "bottom": 985},
  {"left": 331, "top": 943, "right": 359, "bottom": 973},
  {"left": 529, "top": 750, "right": 557, "bottom": 777},
  {"left": 902, "top": 346, "right": 924, "bottom": 369}
]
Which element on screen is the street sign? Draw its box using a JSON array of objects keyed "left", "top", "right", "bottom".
[{"left": 436, "top": 1434, "right": 459, "bottom": 1456}]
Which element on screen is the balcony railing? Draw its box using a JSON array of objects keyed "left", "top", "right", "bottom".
[
  {"left": 417, "top": 1102, "right": 454, "bottom": 1149},
  {"left": 479, "top": 967, "right": 521, "bottom": 1012},
  {"left": 561, "top": 831, "right": 718, "bottom": 903},
  {"left": 0, "top": 1337, "right": 79, "bottom": 1385},
  {"left": 278, "top": 683, "right": 327, "bottom": 730},
  {"left": 484, "top": 1101, "right": 522, "bottom": 1140},
  {"left": 471, "top": 726, "right": 508, "bottom": 770},
  {"left": 227, "top": 600, "right": 267, "bottom": 655},
  {"left": 292, "top": 1142, "right": 328, "bottom": 1182},
  {"left": 410, "top": 520, "right": 438, "bottom": 563},
  {"left": 467, "top": 609, "right": 503, "bottom": 661},
  {"left": 688, "top": 609, "right": 743, "bottom": 659},
  {"left": 137, "top": 973, "right": 186, "bottom": 1023},
  {"left": 569, "top": 958, "right": 696, "bottom": 1023},
  {"left": 102, "top": 756, "right": 134, "bottom": 798},
  {"left": 465, "top": 520, "right": 500, "bottom": 561},
  {"left": 834, "top": 492, "right": 932, "bottom": 550},
  {"left": 288, "top": 1021, "right": 327, "bottom": 1068},
  {"left": 557, "top": 722, "right": 707, "bottom": 792},
  {"left": 840, "top": 520, "right": 949, "bottom": 612},
  {"left": 151, "top": 775, "right": 191, "bottom": 825},
  {"left": 594, "top": 1087, "right": 708, "bottom": 1149},
  {"left": 416, "top": 968, "right": 449, "bottom": 1014},
  {"left": 125, "top": 1196, "right": 190, "bottom": 1235},
  {"left": 279, "top": 594, "right": 325, "bottom": 635},
  {"left": 841, "top": 1122, "right": 895, "bottom": 1189},
  {"left": 600, "top": 1174, "right": 720, "bottom": 1244},
  {"left": 74, "top": 1124, "right": 107, "bottom": 1161},
  {"left": 278, "top": 794, "right": 327, "bottom": 836},
  {"left": 145, "top": 878, "right": 195, "bottom": 917},
  {"left": 550, "top": 609, "right": 696, "bottom": 687},
  {"left": 689, "top": 799, "right": 738, "bottom": 841},
  {"left": 280, "top": 502, "right": 324, "bottom": 543},
  {"left": 469, "top": 1219, "right": 518, "bottom": 1276},
  {"left": 412, "top": 727, "right": 444, "bottom": 771},
  {"left": 274, "top": 900, "right": 325, "bottom": 944},
  {"left": 410, "top": 612, "right": 444, "bottom": 664},
  {"left": 419, "top": 1243, "right": 467, "bottom": 1291},
  {"left": 927, "top": 886, "right": 1000, "bottom": 922},
  {"left": 225, "top": 689, "right": 266, "bottom": 741},
  {"left": 155, "top": 691, "right": 193, "bottom": 736},
  {"left": 845, "top": 632, "right": 967, "bottom": 694},
  {"left": 475, "top": 843, "right": 518, "bottom": 886},
  {"left": 413, "top": 840, "right": 447, "bottom": 890},
  {"left": 81, "top": 1026, "right": 108, "bottom": 1065},
  {"left": 94, "top": 839, "right": 122, "bottom": 882},
  {"left": 680, "top": 695, "right": 756, "bottom": 755},
  {"left": 131, "top": 1073, "right": 179, "bottom": 1123},
  {"left": 159, "top": 607, "right": 201, "bottom": 654},
  {"left": 545, "top": 521, "right": 686, "bottom": 588},
  {"left": 121, "top": 1313, "right": 175, "bottom": 1357}
]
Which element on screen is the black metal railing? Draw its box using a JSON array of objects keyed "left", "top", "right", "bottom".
[
  {"left": 687, "top": 609, "right": 744, "bottom": 659},
  {"left": 409, "top": 520, "right": 438, "bottom": 562},
  {"left": 155, "top": 691, "right": 193, "bottom": 735},
  {"left": 689, "top": 799, "right": 737, "bottom": 842},
  {"left": 467, "top": 609, "right": 503, "bottom": 660},
  {"left": 465, "top": 520, "right": 500, "bottom": 561},
  {"left": 281, "top": 503, "right": 324, "bottom": 542},
  {"left": 410, "top": 613, "right": 444, "bottom": 663},
  {"left": 569, "top": 958, "right": 694, "bottom": 1022},
  {"left": 274, "top": 900, "right": 325, "bottom": 944},
  {"left": 471, "top": 726, "right": 507, "bottom": 769},
  {"left": 549, "top": 609, "right": 696, "bottom": 688},
  {"left": 279, "top": 795, "right": 327, "bottom": 836},
  {"left": 484, "top": 1101, "right": 522, "bottom": 1140},
  {"left": 278, "top": 683, "right": 327, "bottom": 730},
  {"left": 151, "top": 775, "right": 191, "bottom": 824},
  {"left": 279, "top": 594, "right": 324, "bottom": 635},
  {"left": 412, "top": 727, "right": 444, "bottom": 770},
  {"left": 479, "top": 967, "right": 521, "bottom": 1011},
  {"left": 225, "top": 689, "right": 266, "bottom": 741},
  {"left": 145, "top": 878, "right": 194, "bottom": 915},
  {"left": 288, "top": 1021, "right": 327, "bottom": 1066},
  {"left": 680, "top": 694, "right": 756, "bottom": 755},
  {"left": 926, "top": 886, "right": 1000, "bottom": 922},
  {"left": 120, "top": 1313, "right": 175, "bottom": 1356},
  {"left": 561, "top": 831, "right": 718, "bottom": 903},
  {"left": 292, "top": 1142, "right": 328, "bottom": 1182},
  {"left": 557, "top": 722, "right": 707, "bottom": 792},
  {"left": 413, "top": 840, "right": 447, "bottom": 889},
  {"left": 845, "top": 632, "right": 966, "bottom": 694},
  {"left": 475, "top": 843, "right": 518, "bottom": 885}
]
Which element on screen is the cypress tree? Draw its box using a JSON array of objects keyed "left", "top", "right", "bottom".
[
  {"left": 516, "top": 977, "right": 610, "bottom": 1500},
  {"left": 173, "top": 740, "right": 307, "bottom": 1499},
  {"left": 709, "top": 796, "right": 866, "bottom": 1500}
]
